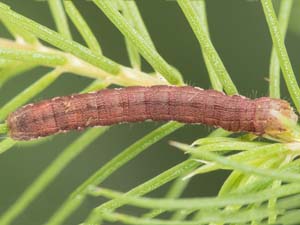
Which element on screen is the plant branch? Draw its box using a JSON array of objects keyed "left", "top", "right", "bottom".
[
  {"left": 48, "top": 0, "right": 72, "bottom": 39},
  {"left": 269, "top": 0, "right": 294, "bottom": 98},
  {"left": 177, "top": 0, "right": 237, "bottom": 95},
  {"left": 63, "top": 0, "right": 102, "bottom": 54},
  {"left": 261, "top": 0, "right": 300, "bottom": 111},
  {"left": 92, "top": 0, "right": 183, "bottom": 85},
  {"left": 0, "top": 127, "right": 108, "bottom": 225},
  {"left": 45, "top": 122, "right": 183, "bottom": 225}
]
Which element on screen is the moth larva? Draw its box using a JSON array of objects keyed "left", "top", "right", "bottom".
[{"left": 7, "top": 85, "right": 298, "bottom": 140}]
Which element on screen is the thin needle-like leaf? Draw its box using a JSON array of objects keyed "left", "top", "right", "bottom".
[
  {"left": 80, "top": 80, "right": 110, "bottom": 93},
  {"left": 122, "top": 0, "right": 156, "bottom": 50},
  {"left": 0, "top": 68, "right": 62, "bottom": 121},
  {"left": 177, "top": 0, "right": 237, "bottom": 95},
  {"left": 0, "top": 127, "right": 108, "bottom": 225},
  {"left": 0, "top": 4, "right": 120, "bottom": 74},
  {"left": 92, "top": 0, "right": 183, "bottom": 85},
  {"left": 261, "top": 0, "right": 300, "bottom": 111},
  {"left": 84, "top": 159, "right": 199, "bottom": 224},
  {"left": 100, "top": 208, "right": 275, "bottom": 225},
  {"left": 116, "top": 1, "right": 141, "bottom": 70},
  {"left": 48, "top": 0, "right": 72, "bottom": 39},
  {"left": 0, "top": 18, "right": 38, "bottom": 44},
  {"left": 64, "top": 0, "right": 102, "bottom": 54},
  {"left": 0, "top": 63, "right": 36, "bottom": 87},
  {"left": 269, "top": 0, "right": 294, "bottom": 98},
  {"left": 0, "top": 138, "right": 16, "bottom": 155},
  {"left": 190, "top": 0, "right": 222, "bottom": 91},
  {"left": 0, "top": 47, "right": 67, "bottom": 66},
  {"left": 45, "top": 122, "right": 183, "bottom": 225},
  {"left": 173, "top": 142, "right": 300, "bottom": 183},
  {"left": 90, "top": 183, "right": 300, "bottom": 210},
  {"left": 143, "top": 126, "right": 232, "bottom": 219}
]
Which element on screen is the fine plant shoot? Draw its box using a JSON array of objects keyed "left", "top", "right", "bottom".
[{"left": 0, "top": 1, "right": 300, "bottom": 225}]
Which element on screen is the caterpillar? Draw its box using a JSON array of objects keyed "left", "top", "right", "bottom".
[{"left": 7, "top": 85, "right": 298, "bottom": 141}]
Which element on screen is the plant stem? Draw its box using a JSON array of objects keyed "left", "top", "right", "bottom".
[
  {"left": 0, "top": 4, "right": 120, "bottom": 74},
  {"left": 261, "top": 0, "right": 300, "bottom": 111},
  {"left": 174, "top": 142, "right": 300, "bottom": 183},
  {"left": 0, "top": 138, "right": 16, "bottom": 155},
  {"left": 0, "top": 128, "right": 108, "bottom": 225},
  {"left": 98, "top": 207, "right": 275, "bottom": 225},
  {"left": 0, "top": 47, "right": 67, "bottom": 66},
  {"left": 190, "top": 0, "right": 222, "bottom": 91},
  {"left": 63, "top": 0, "right": 102, "bottom": 54},
  {"left": 122, "top": 0, "right": 156, "bottom": 50},
  {"left": 177, "top": 0, "right": 237, "bottom": 95},
  {"left": 92, "top": 0, "right": 183, "bottom": 85},
  {"left": 90, "top": 182, "right": 300, "bottom": 210},
  {"left": 116, "top": 0, "right": 141, "bottom": 70},
  {"left": 48, "top": 0, "right": 72, "bottom": 40},
  {"left": 0, "top": 62, "right": 36, "bottom": 87},
  {"left": 0, "top": 38, "right": 166, "bottom": 87},
  {"left": 0, "top": 68, "right": 62, "bottom": 121},
  {"left": 189, "top": 143, "right": 289, "bottom": 175},
  {"left": 84, "top": 160, "right": 199, "bottom": 224},
  {"left": 45, "top": 122, "right": 183, "bottom": 225},
  {"left": 269, "top": 0, "right": 294, "bottom": 98}
]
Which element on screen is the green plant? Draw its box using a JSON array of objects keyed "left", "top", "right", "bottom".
[{"left": 0, "top": 0, "right": 299, "bottom": 224}]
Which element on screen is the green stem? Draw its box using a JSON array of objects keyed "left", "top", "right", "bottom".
[
  {"left": 171, "top": 209, "right": 194, "bottom": 221},
  {"left": 84, "top": 159, "right": 199, "bottom": 224},
  {"left": 174, "top": 142, "right": 300, "bottom": 183},
  {"left": 218, "top": 157, "right": 281, "bottom": 196},
  {"left": 277, "top": 209, "right": 300, "bottom": 224},
  {"left": 48, "top": 0, "right": 72, "bottom": 39},
  {"left": 0, "top": 4, "right": 120, "bottom": 74},
  {"left": 261, "top": 0, "right": 300, "bottom": 111},
  {"left": 177, "top": 0, "right": 237, "bottom": 95},
  {"left": 190, "top": 0, "right": 222, "bottom": 91},
  {"left": 0, "top": 63, "right": 36, "bottom": 87},
  {"left": 122, "top": 0, "right": 156, "bottom": 50},
  {"left": 0, "top": 38, "right": 165, "bottom": 87},
  {"left": 100, "top": 207, "right": 275, "bottom": 225},
  {"left": 116, "top": 0, "right": 141, "bottom": 70},
  {"left": 45, "top": 122, "right": 183, "bottom": 225},
  {"left": 0, "top": 127, "right": 108, "bottom": 225},
  {"left": 269, "top": 0, "right": 294, "bottom": 98},
  {"left": 143, "top": 127, "right": 233, "bottom": 219},
  {"left": 190, "top": 141, "right": 267, "bottom": 152},
  {"left": 0, "top": 47, "right": 67, "bottom": 66},
  {"left": 0, "top": 123, "right": 8, "bottom": 134},
  {"left": 142, "top": 173, "right": 191, "bottom": 219},
  {"left": 0, "top": 17, "right": 38, "bottom": 44},
  {"left": 81, "top": 80, "right": 110, "bottom": 93},
  {"left": 90, "top": 182, "right": 300, "bottom": 210},
  {"left": 189, "top": 143, "right": 289, "bottom": 175},
  {"left": 277, "top": 193, "right": 300, "bottom": 209},
  {"left": 0, "top": 68, "right": 62, "bottom": 121},
  {"left": 0, "top": 138, "right": 16, "bottom": 155},
  {"left": 92, "top": 0, "right": 183, "bottom": 85},
  {"left": 63, "top": 0, "right": 102, "bottom": 54}
]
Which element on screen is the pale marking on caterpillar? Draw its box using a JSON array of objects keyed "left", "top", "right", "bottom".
[{"left": 6, "top": 85, "right": 298, "bottom": 141}]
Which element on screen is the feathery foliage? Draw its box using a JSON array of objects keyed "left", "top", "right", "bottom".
[{"left": 0, "top": 1, "right": 299, "bottom": 225}]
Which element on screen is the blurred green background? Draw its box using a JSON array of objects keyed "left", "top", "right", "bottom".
[{"left": 0, "top": 1, "right": 299, "bottom": 224}]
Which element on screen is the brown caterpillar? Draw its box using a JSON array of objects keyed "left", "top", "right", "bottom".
[{"left": 7, "top": 85, "right": 298, "bottom": 141}]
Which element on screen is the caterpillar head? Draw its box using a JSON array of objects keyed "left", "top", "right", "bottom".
[{"left": 254, "top": 97, "right": 298, "bottom": 142}]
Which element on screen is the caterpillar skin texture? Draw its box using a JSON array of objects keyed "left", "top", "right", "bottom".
[{"left": 7, "top": 85, "right": 298, "bottom": 140}]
